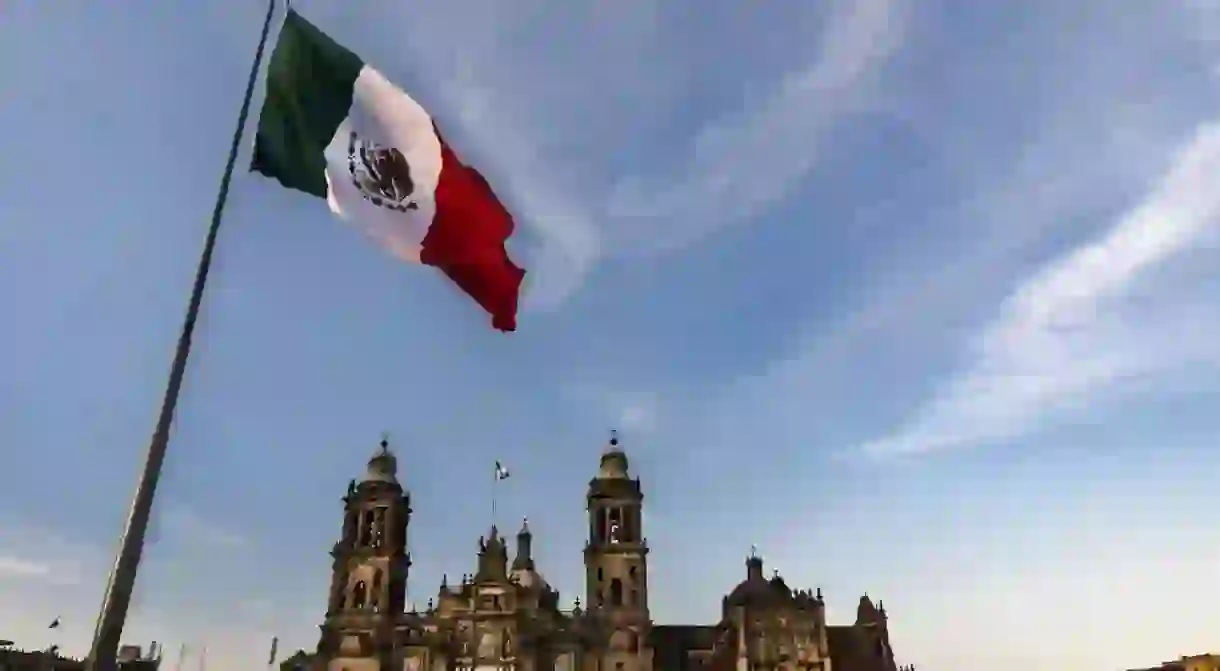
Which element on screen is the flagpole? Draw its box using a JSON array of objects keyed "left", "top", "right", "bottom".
[{"left": 84, "top": 0, "right": 278, "bottom": 668}]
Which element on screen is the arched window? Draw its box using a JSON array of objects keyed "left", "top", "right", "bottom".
[
  {"left": 361, "top": 510, "right": 375, "bottom": 547},
  {"left": 373, "top": 506, "right": 388, "bottom": 548},
  {"left": 371, "top": 570, "right": 383, "bottom": 611},
  {"left": 608, "top": 509, "right": 623, "bottom": 543},
  {"left": 598, "top": 508, "right": 610, "bottom": 543},
  {"left": 351, "top": 580, "right": 367, "bottom": 609},
  {"left": 610, "top": 578, "right": 624, "bottom": 606}
]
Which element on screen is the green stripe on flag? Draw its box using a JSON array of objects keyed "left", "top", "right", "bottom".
[{"left": 251, "top": 10, "right": 363, "bottom": 197}]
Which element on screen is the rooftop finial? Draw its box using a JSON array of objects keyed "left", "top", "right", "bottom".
[
  {"left": 749, "top": 544, "right": 758, "bottom": 559},
  {"left": 363, "top": 433, "right": 398, "bottom": 483},
  {"left": 609, "top": 428, "right": 619, "bottom": 447}
]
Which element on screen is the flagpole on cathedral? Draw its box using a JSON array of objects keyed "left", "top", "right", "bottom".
[
  {"left": 492, "top": 461, "right": 509, "bottom": 524},
  {"left": 84, "top": 0, "right": 279, "bottom": 668}
]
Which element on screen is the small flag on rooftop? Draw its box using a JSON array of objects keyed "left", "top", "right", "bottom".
[
  {"left": 495, "top": 461, "right": 511, "bottom": 480},
  {"left": 48, "top": 617, "right": 60, "bottom": 629},
  {"left": 251, "top": 10, "right": 526, "bottom": 331}
]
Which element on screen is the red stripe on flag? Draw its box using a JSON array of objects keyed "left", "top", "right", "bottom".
[{"left": 421, "top": 129, "right": 526, "bottom": 332}]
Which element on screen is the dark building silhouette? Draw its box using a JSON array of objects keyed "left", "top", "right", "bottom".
[
  {"left": 305, "top": 434, "right": 900, "bottom": 671},
  {"left": 0, "top": 643, "right": 159, "bottom": 671},
  {"left": 1128, "top": 653, "right": 1220, "bottom": 671}
]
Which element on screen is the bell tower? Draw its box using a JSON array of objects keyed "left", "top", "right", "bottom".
[
  {"left": 584, "top": 430, "right": 651, "bottom": 670},
  {"left": 318, "top": 438, "right": 412, "bottom": 670}
]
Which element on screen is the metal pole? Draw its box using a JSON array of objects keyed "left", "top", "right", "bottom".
[{"left": 84, "top": 0, "right": 278, "bottom": 667}]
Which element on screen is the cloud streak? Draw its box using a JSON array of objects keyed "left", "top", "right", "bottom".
[
  {"left": 383, "top": 0, "right": 908, "bottom": 308},
  {"left": 0, "top": 555, "right": 54, "bottom": 580},
  {"left": 605, "top": 0, "right": 907, "bottom": 253},
  {"left": 0, "top": 519, "right": 97, "bottom": 586},
  {"left": 861, "top": 120, "right": 1220, "bottom": 456},
  {"left": 162, "top": 507, "right": 249, "bottom": 549}
]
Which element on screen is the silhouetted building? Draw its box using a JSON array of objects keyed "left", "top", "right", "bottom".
[
  {"left": 307, "top": 434, "right": 900, "bottom": 671},
  {"left": 281, "top": 649, "right": 313, "bottom": 671},
  {"left": 1129, "top": 654, "right": 1220, "bottom": 671},
  {"left": 0, "top": 643, "right": 159, "bottom": 671}
]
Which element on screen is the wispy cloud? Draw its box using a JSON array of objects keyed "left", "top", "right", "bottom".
[
  {"left": 613, "top": 391, "right": 660, "bottom": 434},
  {"left": 162, "top": 507, "right": 249, "bottom": 548},
  {"left": 0, "top": 519, "right": 97, "bottom": 586},
  {"left": 0, "top": 555, "right": 54, "bottom": 580},
  {"left": 377, "top": 0, "right": 907, "bottom": 308},
  {"left": 861, "top": 120, "right": 1220, "bottom": 456},
  {"left": 605, "top": 0, "right": 907, "bottom": 253}
]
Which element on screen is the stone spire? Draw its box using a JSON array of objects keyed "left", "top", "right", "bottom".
[
  {"left": 512, "top": 517, "right": 534, "bottom": 571},
  {"left": 476, "top": 525, "right": 508, "bottom": 582}
]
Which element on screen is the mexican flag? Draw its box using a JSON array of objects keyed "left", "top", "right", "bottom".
[{"left": 251, "top": 10, "right": 525, "bottom": 331}]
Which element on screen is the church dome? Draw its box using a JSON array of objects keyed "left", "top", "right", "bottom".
[
  {"left": 512, "top": 566, "right": 550, "bottom": 591},
  {"left": 363, "top": 438, "right": 398, "bottom": 484},
  {"left": 726, "top": 555, "right": 776, "bottom": 607},
  {"left": 727, "top": 578, "right": 774, "bottom": 606},
  {"left": 598, "top": 431, "right": 630, "bottom": 479}
]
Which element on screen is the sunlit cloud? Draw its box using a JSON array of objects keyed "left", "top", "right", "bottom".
[{"left": 861, "top": 120, "right": 1220, "bottom": 456}]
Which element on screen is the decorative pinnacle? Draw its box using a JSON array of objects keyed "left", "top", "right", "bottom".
[{"left": 609, "top": 429, "right": 619, "bottom": 447}]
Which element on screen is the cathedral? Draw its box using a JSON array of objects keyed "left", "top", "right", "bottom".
[{"left": 303, "top": 434, "right": 900, "bottom": 671}]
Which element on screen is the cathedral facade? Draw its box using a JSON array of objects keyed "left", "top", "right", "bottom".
[{"left": 307, "top": 435, "right": 899, "bottom": 671}]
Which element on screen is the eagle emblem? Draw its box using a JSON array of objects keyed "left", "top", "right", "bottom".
[{"left": 347, "top": 132, "right": 419, "bottom": 212}]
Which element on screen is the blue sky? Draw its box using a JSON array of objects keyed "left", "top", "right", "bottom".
[{"left": 2, "top": 0, "right": 1219, "bottom": 669}]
